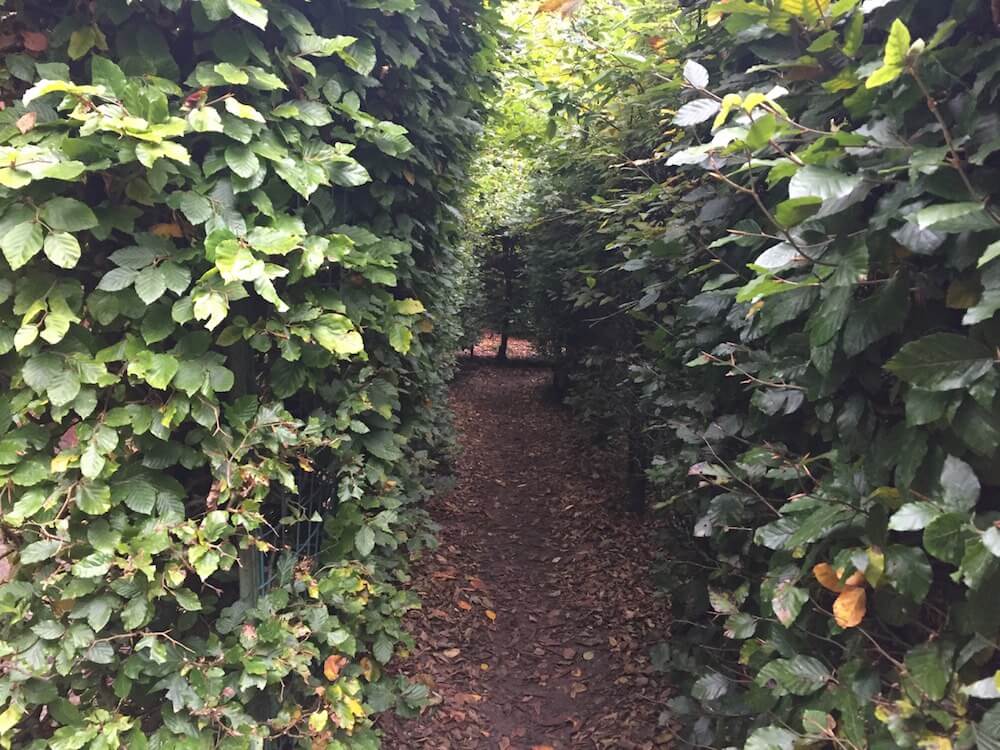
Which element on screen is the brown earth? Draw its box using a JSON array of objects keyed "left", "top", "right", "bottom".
[{"left": 378, "top": 352, "right": 672, "bottom": 749}]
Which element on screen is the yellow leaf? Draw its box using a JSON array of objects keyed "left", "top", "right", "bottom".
[
  {"left": 813, "top": 562, "right": 845, "bottom": 592},
  {"left": 833, "top": 586, "right": 866, "bottom": 628},
  {"left": 917, "top": 736, "right": 953, "bottom": 750},
  {"left": 308, "top": 710, "right": 328, "bottom": 733},
  {"left": 485, "top": 609, "right": 496, "bottom": 621}
]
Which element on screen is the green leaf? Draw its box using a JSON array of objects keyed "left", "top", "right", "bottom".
[
  {"left": 915, "top": 203, "right": 997, "bottom": 233},
  {"left": 76, "top": 482, "right": 112, "bottom": 515},
  {"left": 214, "top": 62, "right": 249, "bottom": 85},
  {"left": 312, "top": 314, "right": 364, "bottom": 355},
  {"left": 355, "top": 525, "right": 375, "bottom": 556},
  {"left": 41, "top": 198, "right": 98, "bottom": 232},
  {"left": 225, "top": 145, "right": 260, "bottom": 179},
  {"left": 885, "top": 545, "right": 932, "bottom": 602},
  {"left": 81, "top": 443, "right": 106, "bottom": 479},
  {"left": 771, "top": 579, "right": 809, "bottom": 627},
  {"left": 979, "top": 240, "right": 1000, "bottom": 268},
  {"left": 43, "top": 232, "right": 82, "bottom": 269},
  {"left": 172, "top": 587, "right": 202, "bottom": 611},
  {"left": 674, "top": 99, "right": 721, "bottom": 127},
  {"left": 692, "top": 672, "right": 729, "bottom": 700},
  {"left": 227, "top": 0, "right": 268, "bottom": 29},
  {"left": 1, "top": 222, "right": 43, "bottom": 270},
  {"left": 888, "top": 502, "right": 940, "bottom": 531},
  {"left": 682, "top": 60, "right": 709, "bottom": 89},
  {"left": 746, "top": 726, "right": 796, "bottom": 750},
  {"left": 788, "top": 166, "right": 861, "bottom": 202},
  {"left": 723, "top": 612, "right": 757, "bottom": 639},
  {"left": 886, "top": 334, "right": 995, "bottom": 391},
  {"left": 21, "top": 539, "right": 62, "bottom": 564},
  {"left": 134, "top": 266, "right": 168, "bottom": 304},
  {"left": 866, "top": 19, "right": 910, "bottom": 89},
  {"left": 758, "top": 656, "right": 830, "bottom": 696},
  {"left": 179, "top": 193, "right": 213, "bottom": 225},
  {"left": 923, "top": 513, "right": 968, "bottom": 566},
  {"left": 905, "top": 642, "right": 951, "bottom": 701},
  {"left": 940, "top": 455, "right": 980, "bottom": 512},
  {"left": 72, "top": 551, "right": 113, "bottom": 578},
  {"left": 68, "top": 26, "right": 98, "bottom": 60}
]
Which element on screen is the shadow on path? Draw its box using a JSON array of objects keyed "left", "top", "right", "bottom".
[{"left": 379, "top": 360, "right": 671, "bottom": 749}]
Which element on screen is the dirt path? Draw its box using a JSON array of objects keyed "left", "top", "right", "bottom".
[{"left": 379, "top": 359, "right": 671, "bottom": 749}]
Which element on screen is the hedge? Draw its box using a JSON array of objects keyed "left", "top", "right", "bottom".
[
  {"left": 0, "top": 0, "right": 495, "bottom": 747},
  {"left": 522, "top": 0, "right": 1000, "bottom": 748}
]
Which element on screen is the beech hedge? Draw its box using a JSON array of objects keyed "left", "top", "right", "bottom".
[
  {"left": 0, "top": 0, "right": 495, "bottom": 747},
  {"left": 523, "top": 0, "right": 1000, "bottom": 748}
]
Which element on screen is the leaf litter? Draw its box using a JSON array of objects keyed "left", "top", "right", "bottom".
[{"left": 378, "top": 350, "right": 672, "bottom": 748}]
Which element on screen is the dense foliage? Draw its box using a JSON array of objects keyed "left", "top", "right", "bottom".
[
  {"left": 511, "top": 0, "right": 1000, "bottom": 747},
  {"left": 0, "top": 0, "right": 495, "bottom": 747}
]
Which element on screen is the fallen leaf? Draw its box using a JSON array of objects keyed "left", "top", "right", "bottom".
[
  {"left": 442, "top": 648, "right": 461, "bottom": 658},
  {"left": 457, "top": 600, "right": 472, "bottom": 611},
  {"left": 582, "top": 650, "right": 594, "bottom": 661},
  {"left": 485, "top": 609, "right": 497, "bottom": 621},
  {"left": 323, "top": 654, "right": 348, "bottom": 681},
  {"left": 531, "top": 746, "right": 556, "bottom": 750},
  {"left": 833, "top": 586, "right": 866, "bottom": 628},
  {"left": 15, "top": 111, "right": 37, "bottom": 134}
]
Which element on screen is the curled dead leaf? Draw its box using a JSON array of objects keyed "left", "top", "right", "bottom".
[
  {"left": 485, "top": 609, "right": 497, "bottom": 621},
  {"left": 813, "top": 562, "right": 844, "bottom": 592},
  {"left": 814, "top": 563, "right": 866, "bottom": 592},
  {"left": 15, "top": 111, "right": 37, "bottom": 134},
  {"left": 457, "top": 600, "right": 472, "bottom": 611},
  {"left": 323, "top": 654, "right": 348, "bottom": 681},
  {"left": 845, "top": 570, "right": 866, "bottom": 587},
  {"left": 833, "top": 586, "right": 866, "bottom": 628}
]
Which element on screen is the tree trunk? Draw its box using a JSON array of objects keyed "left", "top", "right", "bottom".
[{"left": 496, "top": 329, "right": 509, "bottom": 361}]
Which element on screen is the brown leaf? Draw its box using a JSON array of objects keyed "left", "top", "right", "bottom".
[
  {"left": 536, "top": 0, "right": 584, "bottom": 17},
  {"left": 59, "top": 424, "right": 79, "bottom": 451},
  {"left": 15, "top": 111, "right": 37, "bottom": 134},
  {"left": 457, "top": 600, "right": 472, "bottom": 611},
  {"left": 323, "top": 654, "right": 348, "bottom": 681},
  {"left": 845, "top": 570, "right": 866, "bottom": 587},
  {"left": 151, "top": 223, "right": 184, "bottom": 238},
  {"left": 21, "top": 31, "right": 48, "bottom": 53},
  {"left": 813, "top": 562, "right": 844, "bottom": 592},
  {"left": 833, "top": 586, "right": 866, "bottom": 628}
]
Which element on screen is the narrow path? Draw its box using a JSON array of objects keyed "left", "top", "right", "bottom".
[{"left": 380, "top": 358, "right": 671, "bottom": 749}]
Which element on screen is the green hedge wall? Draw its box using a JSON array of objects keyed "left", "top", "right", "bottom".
[
  {"left": 524, "top": 0, "right": 1000, "bottom": 748},
  {"left": 0, "top": 0, "right": 495, "bottom": 747}
]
